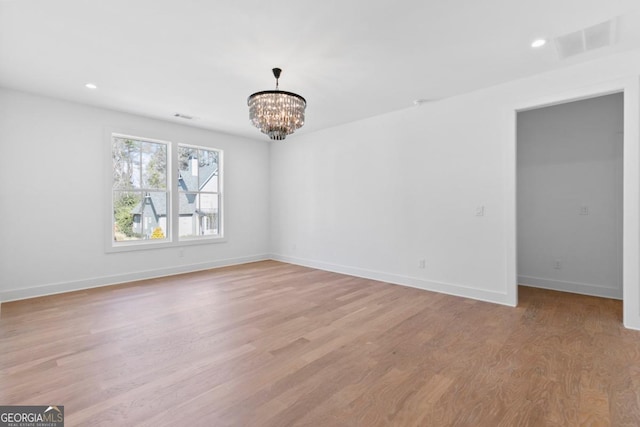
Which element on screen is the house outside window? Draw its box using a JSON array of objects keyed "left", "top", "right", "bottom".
[{"left": 110, "top": 133, "right": 223, "bottom": 250}]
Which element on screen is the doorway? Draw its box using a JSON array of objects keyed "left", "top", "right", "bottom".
[{"left": 516, "top": 93, "right": 623, "bottom": 300}]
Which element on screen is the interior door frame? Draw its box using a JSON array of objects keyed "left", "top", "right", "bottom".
[{"left": 506, "top": 77, "right": 640, "bottom": 329}]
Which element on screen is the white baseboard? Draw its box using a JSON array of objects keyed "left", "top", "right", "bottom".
[
  {"left": 271, "top": 254, "right": 515, "bottom": 307},
  {"left": 2, "top": 253, "right": 543, "bottom": 307},
  {"left": 518, "top": 275, "right": 622, "bottom": 300},
  {"left": 0, "top": 254, "right": 270, "bottom": 303}
]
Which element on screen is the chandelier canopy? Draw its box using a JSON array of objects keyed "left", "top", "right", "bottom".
[{"left": 247, "top": 68, "right": 307, "bottom": 141}]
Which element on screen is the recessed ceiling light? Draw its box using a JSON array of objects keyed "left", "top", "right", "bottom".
[
  {"left": 85, "top": 83, "right": 98, "bottom": 89},
  {"left": 531, "top": 39, "right": 546, "bottom": 48}
]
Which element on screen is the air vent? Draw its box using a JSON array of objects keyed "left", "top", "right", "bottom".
[
  {"left": 174, "top": 113, "right": 194, "bottom": 120},
  {"left": 413, "top": 99, "right": 437, "bottom": 106},
  {"left": 555, "top": 30, "right": 584, "bottom": 58},
  {"left": 585, "top": 21, "right": 614, "bottom": 50},
  {"left": 554, "top": 18, "right": 618, "bottom": 59}
]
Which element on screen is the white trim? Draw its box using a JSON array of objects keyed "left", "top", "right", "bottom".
[
  {"left": 0, "top": 254, "right": 269, "bottom": 303},
  {"left": 509, "top": 76, "right": 640, "bottom": 330},
  {"left": 504, "top": 108, "right": 518, "bottom": 307},
  {"left": 111, "top": 132, "right": 171, "bottom": 146},
  {"left": 106, "top": 236, "right": 228, "bottom": 253},
  {"left": 622, "top": 76, "right": 640, "bottom": 330},
  {"left": 218, "top": 149, "right": 224, "bottom": 238},
  {"left": 518, "top": 275, "right": 622, "bottom": 300},
  {"left": 271, "top": 254, "right": 515, "bottom": 307}
]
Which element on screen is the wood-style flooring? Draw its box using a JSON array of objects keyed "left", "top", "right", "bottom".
[{"left": 1, "top": 260, "right": 639, "bottom": 426}]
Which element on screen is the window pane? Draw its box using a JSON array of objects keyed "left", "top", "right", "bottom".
[
  {"left": 199, "top": 193, "right": 219, "bottom": 236},
  {"left": 113, "top": 191, "right": 168, "bottom": 241},
  {"left": 178, "top": 146, "right": 198, "bottom": 190},
  {"left": 139, "top": 192, "right": 168, "bottom": 240},
  {"left": 179, "top": 193, "right": 219, "bottom": 237},
  {"left": 179, "top": 192, "right": 197, "bottom": 237},
  {"left": 113, "top": 191, "right": 142, "bottom": 241},
  {"left": 112, "top": 137, "right": 140, "bottom": 189},
  {"left": 198, "top": 149, "right": 219, "bottom": 189},
  {"left": 141, "top": 142, "right": 167, "bottom": 190}
]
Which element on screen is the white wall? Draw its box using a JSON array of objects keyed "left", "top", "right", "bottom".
[
  {"left": 270, "top": 97, "right": 510, "bottom": 304},
  {"left": 0, "top": 88, "right": 270, "bottom": 302},
  {"left": 270, "top": 90, "right": 513, "bottom": 305},
  {"left": 517, "top": 93, "right": 623, "bottom": 299},
  {"left": 270, "top": 48, "right": 640, "bottom": 329}
]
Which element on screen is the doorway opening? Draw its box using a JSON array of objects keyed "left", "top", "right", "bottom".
[{"left": 516, "top": 93, "right": 623, "bottom": 302}]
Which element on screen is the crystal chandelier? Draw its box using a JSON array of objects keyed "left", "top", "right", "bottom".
[{"left": 247, "top": 68, "right": 307, "bottom": 141}]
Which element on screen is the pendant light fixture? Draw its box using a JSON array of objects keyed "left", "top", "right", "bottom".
[{"left": 247, "top": 68, "right": 307, "bottom": 141}]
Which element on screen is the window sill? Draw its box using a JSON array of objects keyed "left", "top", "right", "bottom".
[{"left": 106, "top": 236, "right": 227, "bottom": 253}]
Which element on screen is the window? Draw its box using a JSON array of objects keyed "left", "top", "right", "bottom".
[
  {"left": 177, "top": 145, "right": 221, "bottom": 239},
  {"left": 112, "top": 136, "right": 168, "bottom": 242},
  {"left": 110, "top": 133, "right": 223, "bottom": 249}
]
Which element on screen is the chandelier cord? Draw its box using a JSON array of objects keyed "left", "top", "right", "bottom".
[{"left": 272, "top": 67, "right": 282, "bottom": 91}]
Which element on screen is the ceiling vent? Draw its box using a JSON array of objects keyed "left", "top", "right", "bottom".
[
  {"left": 413, "top": 99, "right": 435, "bottom": 106},
  {"left": 554, "top": 18, "right": 618, "bottom": 59},
  {"left": 174, "top": 113, "right": 194, "bottom": 120}
]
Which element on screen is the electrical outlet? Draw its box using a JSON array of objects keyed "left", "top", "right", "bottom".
[
  {"left": 554, "top": 259, "right": 562, "bottom": 269},
  {"left": 579, "top": 206, "right": 589, "bottom": 215},
  {"left": 419, "top": 259, "right": 426, "bottom": 269},
  {"left": 475, "top": 206, "right": 485, "bottom": 217}
]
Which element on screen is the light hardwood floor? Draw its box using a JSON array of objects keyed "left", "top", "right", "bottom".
[{"left": 1, "top": 260, "right": 639, "bottom": 426}]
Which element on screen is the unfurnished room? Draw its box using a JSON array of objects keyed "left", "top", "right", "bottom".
[{"left": 2, "top": 1, "right": 640, "bottom": 426}]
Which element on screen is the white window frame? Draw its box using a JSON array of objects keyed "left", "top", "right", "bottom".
[
  {"left": 176, "top": 143, "right": 224, "bottom": 242},
  {"left": 105, "top": 130, "right": 225, "bottom": 253}
]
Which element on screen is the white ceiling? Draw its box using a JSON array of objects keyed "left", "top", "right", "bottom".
[{"left": 2, "top": 0, "right": 640, "bottom": 140}]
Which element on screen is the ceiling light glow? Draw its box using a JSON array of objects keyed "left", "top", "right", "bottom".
[
  {"left": 85, "top": 83, "right": 98, "bottom": 89},
  {"left": 531, "top": 39, "right": 546, "bottom": 48}
]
